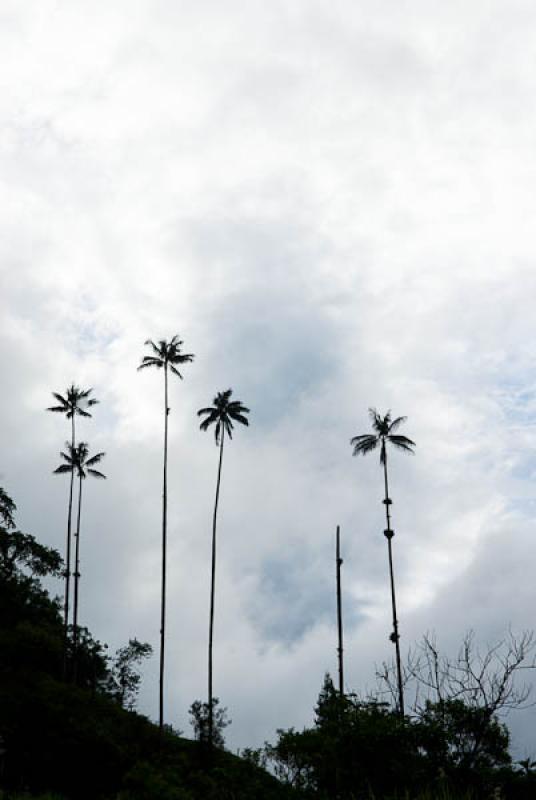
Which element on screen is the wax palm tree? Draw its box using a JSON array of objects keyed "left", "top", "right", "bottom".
[
  {"left": 47, "top": 386, "right": 99, "bottom": 635},
  {"left": 350, "top": 408, "right": 415, "bottom": 717},
  {"left": 198, "top": 388, "right": 250, "bottom": 746},
  {"left": 138, "top": 335, "right": 194, "bottom": 732},
  {"left": 54, "top": 442, "right": 105, "bottom": 676}
]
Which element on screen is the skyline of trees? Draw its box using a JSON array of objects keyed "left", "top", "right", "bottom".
[
  {"left": 42, "top": 369, "right": 420, "bottom": 740},
  {"left": 2, "top": 419, "right": 536, "bottom": 798}
]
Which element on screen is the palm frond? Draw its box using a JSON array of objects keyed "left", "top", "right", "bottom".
[
  {"left": 87, "top": 469, "right": 106, "bottom": 479},
  {"left": 228, "top": 400, "right": 250, "bottom": 414},
  {"left": 144, "top": 339, "right": 162, "bottom": 357},
  {"left": 169, "top": 364, "right": 184, "bottom": 379},
  {"left": 49, "top": 386, "right": 99, "bottom": 417},
  {"left": 137, "top": 356, "right": 163, "bottom": 371},
  {"left": 199, "top": 388, "right": 249, "bottom": 443},
  {"left": 368, "top": 407, "right": 383, "bottom": 429},
  {"left": 169, "top": 352, "right": 194, "bottom": 366},
  {"left": 197, "top": 407, "right": 215, "bottom": 417},
  {"left": 388, "top": 434, "right": 416, "bottom": 453},
  {"left": 86, "top": 452, "right": 106, "bottom": 467},
  {"left": 229, "top": 412, "right": 249, "bottom": 426},
  {"left": 368, "top": 408, "right": 392, "bottom": 435},
  {"left": 350, "top": 434, "right": 377, "bottom": 445},
  {"left": 388, "top": 415, "right": 407, "bottom": 433},
  {"left": 199, "top": 411, "right": 219, "bottom": 430},
  {"left": 351, "top": 436, "right": 379, "bottom": 457},
  {"left": 54, "top": 464, "right": 73, "bottom": 474}
]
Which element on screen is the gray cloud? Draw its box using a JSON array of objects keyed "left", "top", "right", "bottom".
[{"left": 2, "top": 0, "right": 536, "bottom": 756}]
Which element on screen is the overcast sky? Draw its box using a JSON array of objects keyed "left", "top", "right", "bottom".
[{"left": 2, "top": 0, "right": 536, "bottom": 757}]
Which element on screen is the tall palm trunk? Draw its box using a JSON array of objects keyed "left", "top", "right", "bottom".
[
  {"left": 72, "top": 473, "right": 83, "bottom": 682},
  {"left": 63, "top": 415, "right": 76, "bottom": 677},
  {"left": 336, "top": 525, "right": 344, "bottom": 697},
  {"left": 159, "top": 364, "right": 169, "bottom": 734},
  {"left": 382, "top": 451, "right": 404, "bottom": 717},
  {"left": 208, "top": 426, "right": 225, "bottom": 747}
]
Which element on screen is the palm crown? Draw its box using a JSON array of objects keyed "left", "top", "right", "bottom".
[
  {"left": 198, "top": 389, "right": 250, "bottom": 444},
  {"left": 54, "top": 443, "right": 106, "bottom": 480},
  {"left": 47, "top": 385, "right": 99, "bottom": 419},
  {"left": 351, "top": 408, "right": 415, "bottom": 464},
  {"left": 137, "top": 336, "right": 194, "bottom": 377}
]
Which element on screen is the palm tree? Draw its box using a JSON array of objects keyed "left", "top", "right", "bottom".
[
  {"left": 47, "top": 386, "right": 99, "bottom": 635},
  {"left": 350, "top": 408, "right": 415, "bottom": 717},
  {"left": 54, "top": 442, "right": 105, "bottom": 677},
  {"left": 198, "top": 389, "right": 250, "bottom": 746},
  {"left": 138, "top": 336, "right": 194, "bottom": 733}
]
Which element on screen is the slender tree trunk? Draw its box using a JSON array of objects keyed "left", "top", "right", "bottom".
[
  {"left": 382, "top": 453, "right": 405, "bottom": 717},
  {"left": 73, "top": 474, "right": 83, "bottom": 683},
  {"left": 336, "top": 525, "right": 344, "bottom": 697},
  {"left": 208, "top": 427, "right": 225, "bottom": 748},
  {"left": 63, "top": 415, "right": 76, "bottom": 679},
  {"left": 159, "top": 365, "right": 169, "bottom": 734}
]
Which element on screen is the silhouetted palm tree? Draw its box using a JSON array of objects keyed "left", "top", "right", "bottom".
[
  {"left": 54, "top": 442, "right": 105, "bottom": 675},
  {"left": 138, "top": 336, "right": 194, "bottom": 732},
  {"left": 351, "top": 408, "right": 415, "bottom": 717},
  {"left": 47, "top": 386, "right": 99, "bottom": 634},
  {"left": 198, "top": 389, "right": 250, "bottom": 746}
]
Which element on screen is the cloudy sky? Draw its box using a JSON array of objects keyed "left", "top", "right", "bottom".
[{"left": 3, "top": 0, "right": 536, "bottom": 756}]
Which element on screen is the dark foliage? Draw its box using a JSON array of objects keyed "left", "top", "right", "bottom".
[
  {"left": 267, "top": 676, "right": 423, "bottom": 798},
  {"left": 266, "top": 675, "right": 535, "bottom": 799},
  {"left": 189, "top": 698, "right": 231, "bottom": 749},
  {"left": 0, "top": 488, "right": 299, "bottom": 800},
  {"left": 111, "top": 638, "right": 154, "bottom": 710}
]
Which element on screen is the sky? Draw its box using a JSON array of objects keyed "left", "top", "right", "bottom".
[{"left": 2, "top": 0, "right": 536, "bottom": 757}]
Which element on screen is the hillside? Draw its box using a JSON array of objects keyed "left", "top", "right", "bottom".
[{"left": 0, "top": 492, "right": 297, "bottom": 800}]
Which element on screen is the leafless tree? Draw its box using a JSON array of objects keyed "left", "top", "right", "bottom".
[{"left": 376, "top": 629, "right": 536, "bottom": 718}]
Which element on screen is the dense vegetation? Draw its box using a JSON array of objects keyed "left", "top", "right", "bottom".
[{"left": 0, "top": 487, "right": 297, "bottom": 800}]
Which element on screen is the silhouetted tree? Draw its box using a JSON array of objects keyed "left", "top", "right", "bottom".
[
  {"left": 0, "top": 488, "right": 16, "bottom": 529},
  {"left": 198, "top": 388, "right": 249, "bottom": 746},
  {"left": 351, "top": 408, "right": 415, "bottom": 717},
  {"left": 54, "top": 441, "right": 105, "bottom": 671},
  {"left": 47, "top": 385, "right": 98, "bottom": 634},
  {"left": 111, "top": 638, "right": 153, "bottom": 710},
  {"left": 138, "top": 336, "right": 194, "bottom": 732},
  {"left": 0, "top": 487, "right": 63, "bottom": 582},
  {"left": 189, "top": 697, "right": 231, "bottom": 749},
  {"left": 267, "top": 674, "right": 418, "bottom": 798}
]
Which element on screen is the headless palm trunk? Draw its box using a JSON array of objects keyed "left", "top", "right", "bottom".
[
  {"left": 382, "top": 456, "right": 404, "bottom": 717},
  {"left": 208, "top": 428, "right": 225, "bottom": 747},
  {"left": 336, "top": 526, "right": 344, "bottom": 696}
]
